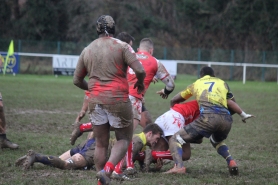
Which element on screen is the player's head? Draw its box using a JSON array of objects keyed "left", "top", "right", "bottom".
[
  {"left": 96, "top": 15, "right": 115, "bottom": 35},
  {"left": 138, "top": 38, "right": 154, "bottom": 55},
  {"left": 143, "top": 123, "right": 163, "bottom": 147},
  {"left": 200, "top": 66, "right": 215, "bottom": 77},
  {"left": 116, "top": 32, "right": 135, "bottom": 46}
]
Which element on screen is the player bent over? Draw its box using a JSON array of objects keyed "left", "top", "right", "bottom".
[
  {"left": 167, "top": 66, "right": 254, "bottom": 176},
  {"left": 143, "top": 99, "right": 254, "bottom": 173}
]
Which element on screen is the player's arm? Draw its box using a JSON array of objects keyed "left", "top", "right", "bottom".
[
  {"left": 227, "top": 99, "right": 255, "bottom": 123},
  {"left": 73, "top": 49, "right": 88, "bottom": 90},
  {"left": 226, "top": 92, "right": 255, "bottom": 123},
  {"left": 75, "top": 93, "right": 89, "bottom": 123},
  {"left": 170, "top": 87, "right": 192, "bottom": 107},
  {"left": 155, "top": 61, "right": 175, "bottom": 99}
]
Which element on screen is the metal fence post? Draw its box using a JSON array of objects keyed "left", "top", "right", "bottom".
[
  {"left": 197, "top": 48, "right": 201, "bottom": 78},
  {"left": 57, "top": 41, "right": 61, "bottom": 54},
  {"left": 18, "top": 40, "right": 21, "bottom": 74},
  {"left": 261, "top": 51, "right": 266, "bottom": 81},
  {"left": 163, "top": 47, "right": 167, "bottom": 59},
  {"left": 230, "top": 50, "right": 234, "bottom": 80}
]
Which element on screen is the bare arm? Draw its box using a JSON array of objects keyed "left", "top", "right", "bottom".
[
  {"left": 170, "top": 93, "right": 186, "bottom": 107},
  {"left": 155, "top": 62, "right": 175, "bottom": 99},
  {"left": 73, "top": 50, "right": 89, "bottom": 90},
  {"left": 227, "top": 99, "right": 255, "bottom": 123}
]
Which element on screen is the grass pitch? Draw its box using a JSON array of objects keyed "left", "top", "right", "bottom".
[{"left": 0, "top": 74, "right": 277, "bottom": 185}]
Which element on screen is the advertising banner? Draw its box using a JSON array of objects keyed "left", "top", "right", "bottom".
[
  {"left": 52, "top": 55, "right": 79, "bottom": 75},
  {"left": 52, "top": 55, "right": 177, "bottom": 79},
  {"left": 0, "top": 53, "right": 20, "bottom": 74}
]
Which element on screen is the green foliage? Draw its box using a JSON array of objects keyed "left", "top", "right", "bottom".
[{"left": 2, "top": 0, "right": 278, "bottom": 50}]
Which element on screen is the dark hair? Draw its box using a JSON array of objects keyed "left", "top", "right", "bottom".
[
  {"left": 143, "top": 123, "right": 163, "bottom": 135},
  {"left": 116, "top": 32, "right": 135, "bottom": 44},
  {"left": 200, "top": 66, "right": 215, "bottom": 77},
  {"left": 96, "top": 15, "right": 115, "bottom": 35}
]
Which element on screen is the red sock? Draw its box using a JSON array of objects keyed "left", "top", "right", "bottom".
[
  {"left": 133, "top": 151, "right": 145, "bottom": 162},
  {"left": 103, "top": 162, "right": 115, "bottom": 173},
  {"left": 152, "top": 151, "right": 173, "bottom": 160},
  {"left": 114, "top": 156, "right": 126, "bottom": 174},
  {"left": 126, "top": 142, "right": 134, "bottom": 168},
  {"left": 79, "top": 122, "right": 93, "bottom": 132}
]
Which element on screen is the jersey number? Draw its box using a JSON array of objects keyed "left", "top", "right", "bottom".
[{"left": 204, "top": 82, "right": 215, "bottom": 92}]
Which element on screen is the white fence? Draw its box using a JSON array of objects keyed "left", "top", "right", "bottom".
[{"left": 17, "top": 52, "right": 278, "bottom": 84}]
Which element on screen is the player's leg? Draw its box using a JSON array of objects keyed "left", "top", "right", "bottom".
[
  {"left": 95, "top": 102, "right": 133, "bottom": 184},
  {"left": 0, "top": 92, "right": 18, "bottom": 149},
  {"left": 166, "top": 123, "right": 203, "bottom": 174},
  {"left": 15, "top": 150, "right": 75, "bottom": 170},
  {"left": 209, "top": 114, "right": 238, "bottom": 175},
  {"left": 139, "top": 104, "right": 152, "bottom": 128},
  {"left": 59, "top": 150, "right": 71, "bottom": 160},
  {"left": 129, "top": 95, "right": 142, "bottom": 131}
]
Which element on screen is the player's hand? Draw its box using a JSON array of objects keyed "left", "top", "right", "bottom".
[
  {"left": 241, "top": 114, "right": 255, "bottom": 123},
  {"left": 155, "top": 158, "right": 163, "bottom": 171},
  {"left": 156, "top": 89, "right": 168, "bottom": 99},
  {"left": 134, "top": 81, "right": 145, "bottom": 94},
  {"left": 152, "top": 77, "right": 159, "bottom": 84}
]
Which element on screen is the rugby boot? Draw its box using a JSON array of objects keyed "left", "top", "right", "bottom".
[
  {"left": 0, "top": 134, "right": 19, "bottom": 149},
  {"left": 111, "top": 171, "right": 132, "bottom": 181},
  {"left": 124, "top": 167, "right": 137, "bottom": 175},
  {"left": 22, "top": 150, "right": 37, "bottom": 170},
  {"left": 163, "top": 164, "right": 186, "bottom": 174},
  {"left": 15, "top": 155, "right": 27, "bottom": 166},
  {"left": 96, "top": 170, "right": 111, "bottom": 185},
  {"left": 228, "top": 160, "right": 239, "bottom": 176},
  {"left": 70, "top": 122, "right": 83, "bottom": 145}
]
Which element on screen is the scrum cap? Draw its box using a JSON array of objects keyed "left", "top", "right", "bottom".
[{"left": 96, "top": 15, "right": 115, "bottom": 35}]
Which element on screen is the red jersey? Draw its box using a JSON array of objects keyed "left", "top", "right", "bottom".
[
  {"left": 75, "top": 37, "right": 138, "bottom": 104},
  {"left": 172, "top": 100, "right": 200, "bottom": 125},
  {"left": 127, "top": 51, "right": 169, "bottom": 99}
]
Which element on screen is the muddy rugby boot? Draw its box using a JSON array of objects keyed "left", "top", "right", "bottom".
[
  {"left": 0, "top": 134, "right": 19, "bottom": 149},
  {"left": 96, "top": 170, "right": 111, "bottom": 185},
  {"left": 124, "top": 167, "right": 136, "bottom": 175},
  {"left": 111, "top": 171, "right": 132, "bottom": 181},
  {"left": 70, "top": 122, "right": 83, "bottom": 145},
  {"left": 228, "top": 160, "right": 239, "bottom": 176},
  {"left": 15, "top": 155, "right": 27, "bottom": 166},
  {"left": 22, "top": 150, "right": 37, "bottom": 170}
]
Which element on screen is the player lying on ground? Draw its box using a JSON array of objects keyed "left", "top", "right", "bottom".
[
  {"left": 15, "top": 132, "right": 95, "bottom": 170},
  {"left": 15, "top": 124, "right": 163, "bottom": 184}
]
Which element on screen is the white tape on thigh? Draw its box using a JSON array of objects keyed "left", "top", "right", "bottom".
[
  {"left": 66, "top": 158, "right": 74, "bottom": 164},
  {"left": 176, "top": 134, "right": 186, "bottom": 145}
]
